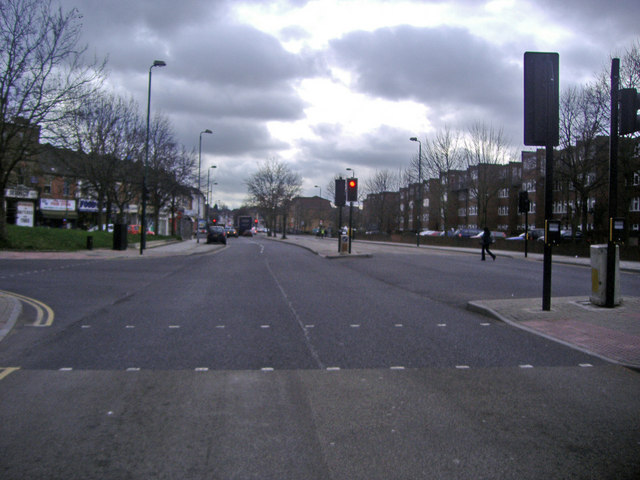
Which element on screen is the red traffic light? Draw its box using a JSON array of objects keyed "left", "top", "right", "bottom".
[
  {"left": 347, "top": 177, "right": 358, "bottom": 202},
  {"left": 254, "top": 219, "right": 258, "bottom": 223}
]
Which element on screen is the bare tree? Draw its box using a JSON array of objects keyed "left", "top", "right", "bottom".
[
  {"left": 423, "top": 127, "right": 464, "bottom": 231},
  {"left": 57, "top": 91, "right": 142, "bottom": 228},
  {"left": 0, "top": 0, "right": 104, "bottom": 242},
  {"left": 557, "top": 84, "right": 608, "bottom": 237},
  {"left": 464, "top": 123, "right": 515, "bottom": 227},
  {"left": 245, "top": 159, "right": 301, "bottom": 236}
]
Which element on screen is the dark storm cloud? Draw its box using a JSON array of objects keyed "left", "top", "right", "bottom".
[{"left": 329, "top": 25, "right": 521, "bottom": 113}]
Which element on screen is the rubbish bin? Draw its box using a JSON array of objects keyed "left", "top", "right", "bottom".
[
  {"left": 112, "top": 223, "right": 128, "bottom": 251},
  {"left": 86, "top": 235, "right": 93, "bottom": 250},
  {"left": 590, "top": 244, "right": 621, "bottom": 306},
  {"left": 340, "top": 234, "right": 349, "bottom": 253}
]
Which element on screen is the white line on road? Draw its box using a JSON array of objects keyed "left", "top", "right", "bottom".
[
  {"left": 519, "top": 364, "right": 534, "bottom": 369},
  {"left": 326, "top": 367, "right": 341, "bottom": 371},
  {"left": 455, "top": 365, "right": 470, "bottom": 369},
  {"left": 579, "top": 363, "right": 593, "bottom": 368},
  {"left": 195, "top": 367, "right": 209, "bottom": 372},
  {"left": 390, "top": 366, "right": 405, "bottom": 370},
  {"left": 261, "top": 367, "right": 274, "bottom": 372}
]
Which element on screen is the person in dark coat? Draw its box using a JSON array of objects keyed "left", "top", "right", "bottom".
[{"left": 480, "top": 227, "right": 496, "bottom": 261}]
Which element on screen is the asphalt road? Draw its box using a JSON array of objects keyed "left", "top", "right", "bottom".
[{"left": 1, "top": 237, "right": 639, "bottom": 479}]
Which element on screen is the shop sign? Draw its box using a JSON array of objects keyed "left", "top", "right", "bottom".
[
  {"left": 78, "top": 199, "right": 99, "bottom": 212},
  {"left": 40, "top": 198, "right": 76, "bottom": 211},
  {"left": 16, "top": 201, "right": 34, "bottom": 227}
]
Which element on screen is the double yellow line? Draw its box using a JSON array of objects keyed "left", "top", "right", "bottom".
[
  {"left": 0, "top": 367, "right": 20, "bottom": 381},
  {"left": 0, "top": 289, "right": 54, "bottom": 327}
]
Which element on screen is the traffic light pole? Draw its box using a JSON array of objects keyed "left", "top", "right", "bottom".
[{"left": 348, "top": 201, "right": 353, "bottom": 254}]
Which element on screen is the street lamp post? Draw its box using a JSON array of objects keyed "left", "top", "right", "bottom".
[
  {"left": 206, "top": 166, "right": 217, "bottom": 217},
  {"left": 410, "top": 137, "right": 422, "bottom": 247},
  {"left": 196, "top": 129, "right": 213, "bottom": 243},
  {"left": 141, "top": 60, "right": 166, "bottom": 255},
  {"left": 314, "top": 184, "right": 322, "bottom": 198}
]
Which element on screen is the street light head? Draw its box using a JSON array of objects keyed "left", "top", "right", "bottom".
[
  {"left": 204, "top": 129, "right": 213, "bottom": 134},
  {"left": 211, "top": 165, "right": 217, "bottom": 169},
  {"left": 410, "top": 137, "right": 417, "bottom": 142},
  {"left": 153, "top": 60, "right": 166, "bottom": 67}
]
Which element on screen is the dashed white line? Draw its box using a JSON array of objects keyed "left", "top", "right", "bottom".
[
  {"left": 125, "top": 325, "right": 135, "bottom": 329},
  {"left": 260, "top": 325, "right": 270, "bottom": 329},
  {"left": 168, "top": 325, "right": 180, "bottom": 329},
  {"left": 81, "top": 325, "right": 91, "bottom": 329},
  {"left": 350, "top": 324, "right": 360, "bottom": 328},
  {"left": 455, "top": 365, "right": 470, "bottom": 369},
  {"left": 519, "top": 364, "right": 534, "bottom": 369},
  {"left": 261, "top": 367, "right": 274, "bottom": 372},
  {"left": 59, "top": 367, "right": 73, "bottom": 371},
  {"left": 480, "top": 323, "right": 491, "bottom": 326},
  {"left": 195, "top": 367, "right": 209, "bottom": 372},
  {"left": 437, "top": 324, "right": 447, "bottom": 327},
  {"left": 126, "top": 367, "right": 140, "bottom": 371},
  {"left": 326, "top": 367, "right": 341, "bottom": 371},
  {"left": 305, "top": 324, "right": 315, "bottom": 329},
  {"left": 215, "top": 325, "right": 225, "bottom": 329},
  {"left": 579, "top": 363, "right": 593, "bottom": 368},
  {"left": 394, "top": 324, "right": 403, "bottom": 328},
  {"left": 390, "top": 366, "right": 405, "bottom": 370}
]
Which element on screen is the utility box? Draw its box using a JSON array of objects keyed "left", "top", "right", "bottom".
[
  {"left": 590, "top": 245, "right": 621, "bottom": 306},
  {"left": 112, "top": 223, "right": 128, "bottom": 251},
  {"left": 340, "top": 234, "right": 349, "bottom": 254}
]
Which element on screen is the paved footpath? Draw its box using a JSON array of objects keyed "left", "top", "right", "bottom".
[{"left": 1, "top": 235, "right": 639, "bottom": 369}]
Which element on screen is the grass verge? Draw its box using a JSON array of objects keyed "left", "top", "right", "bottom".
[{"left": 1, "top": 225, "right": 175, "bottom": 251}]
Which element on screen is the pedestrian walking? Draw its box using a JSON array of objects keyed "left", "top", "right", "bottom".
[{"left": 480, "top": 227, "right": 496, "bottom": 261}]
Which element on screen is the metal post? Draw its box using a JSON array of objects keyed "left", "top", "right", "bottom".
[
  {"left": 606, "top": 58, "right": 620, "bottom": 308},
  {"left": 524, "top": 210, "right": 529, "bottom": 258},
  {"left": 348, "top": 201, "right": 353, "bottom": 254},
  {"left": 196, "top": 133, "right": 202, "bottom": 243},
  {"left": 141, "top": 67, "right": 153, "bottom": 255},
  {"left": 338, "top": 206, "right": 343, "bottom": 253}
]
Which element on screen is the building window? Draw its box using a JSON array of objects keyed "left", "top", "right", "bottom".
[
  {"left": 458, "top": 208, "right": 466, "bottom": 217},
  {"left": 498, "top": 206, "right": 509, "bottom": 216},
  {"left": 499, "top": 188, "right": 509, "bottom": 198},
  {"left": 634, "top": 171, "right": 640, "bottom": 186},
  {"left": 468, "top": 205, "right": 478, "bottom": 216},
  {"left": 631, "top": 197, "right": 640, "bottom": 212}
]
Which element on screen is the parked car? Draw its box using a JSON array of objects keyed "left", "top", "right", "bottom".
[
  {"left": 453, "top": 228, "right": 483, "bottom": 238},
  {"left": 471, "top": 230, "right": 506, "bottom": 240},
  {"left": 206, "top": 225, "right": 227, "bottom": 244},
  {"left": 225, "top": 226, "right": 238, "bottom": 238},
  {"left": 419, "top": 230, "right": 445, "bottom": 236},
  {"left": 506, "top": 228, "right": 544, "bottom": 241},
  {"left": 127, "top": 224, "right": 155, "bottom": 235}
]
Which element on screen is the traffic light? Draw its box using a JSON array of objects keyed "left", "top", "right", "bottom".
[
  {"left": 518, "top": 191, "right": 530, "bottom": 213},
  {"left": 212, "top": 218, "right": 217, "bottom": 224},
  {"left": 335, "top": 178, "right": 346, "bottom": 206},
  {"left": 524, "top": 52, "right": 559, "bottom": 146},
  {"left": 619, "top": 88, "right": 640, "bottom": 135},
  {"left": 347, "top": 178, "right": 358, "bottom": 202}
]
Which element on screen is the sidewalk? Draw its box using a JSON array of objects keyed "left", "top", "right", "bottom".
[
  {"left": 269, "top": 235, "right": 640, "bottom": 369},
  {"left": 1, "top": 235, "right": 639, "bottom": 368}
]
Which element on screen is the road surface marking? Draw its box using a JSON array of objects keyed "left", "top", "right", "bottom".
[
  {"left": 390, "top": 366, "right": 405, "bottom": 370},
  {"left": 216, "top": 325, "right": 225, "bottom": 329},
  {"left": 305, "top": 324, "right": 315, "bottom": 328},
  {"left": 519, "top": 364, "right": 534, "bottom": 369},
  {"left": 126, "top": 367, "right": 140, "bottom": 371},
  {"left": 260, "top": 325, "right": 270, "bottom": 329},
  {"left": 125, "top": 325, "right": 135, "bottom": 329},
  {"left": 480, "top": 323, "right": 490, "bottom": 326},
  {"left": 81, "top": 325, "right": 91, "bottom": 329},
  {"left": 394, "top": 324, "right": 403, "bottom": 328},
  {"left": 326, "top": 367, "right": 341, "bottom": 371},
  {"left": 0, "top": 289, "right": 55, "bottom": 327},
  {"left": 168, "top": 325, "right": 180, "bottom": 329},
  {"left": 59, "top": 367, "right": 73, "bottom": 371},
  {"left": 0, "top": 367, "right": 20, "bottom": 381},
  {"left": 437, "top": 324, "right": 447, "bottom": 327},
  {"left": 455, "top": 365, "right": 470, "bottom": 369},
  {"left": 261, "top": 367, "right": 274, "bottom": 372},
  {"left": 350, "top": 324, "right": 360, "bottom": 328},
  {"left": 195, "top": 367, "right": 209, "bottom": 372},
  {"left": 579, "top": 363, "right": 593, "bottom": 368}
]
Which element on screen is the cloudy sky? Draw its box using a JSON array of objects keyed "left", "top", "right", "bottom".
[{"left": 59, "top": 0, "right": 639, "bottom": 207}]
